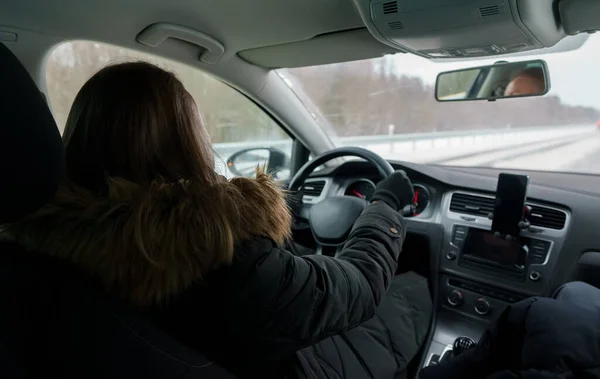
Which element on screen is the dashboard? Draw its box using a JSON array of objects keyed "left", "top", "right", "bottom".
[{"left": 298, "top": 159, "right": 600, "bottom": 365}]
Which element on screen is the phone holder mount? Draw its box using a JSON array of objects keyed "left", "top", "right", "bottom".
[{"left": 487, "top": 205, "right": 533, "bottom": 240}]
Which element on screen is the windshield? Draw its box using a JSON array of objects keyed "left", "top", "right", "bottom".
[{"left": 279, "top": 35, "right": 600, "bottom": 175}]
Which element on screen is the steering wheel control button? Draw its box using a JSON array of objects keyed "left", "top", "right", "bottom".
[
  {"left": 529, "top": 271, "right": 542, "bottom": 281},
  {"left": 474, "top": 298, "right": 491, "bottom": 315},
  {"left": 447, "top": 289, "right": 464, "bottom": 307}
]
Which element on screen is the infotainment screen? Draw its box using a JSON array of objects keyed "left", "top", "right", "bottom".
[{"left": 462, "top": 228, "right": 526, "bottom": 268}]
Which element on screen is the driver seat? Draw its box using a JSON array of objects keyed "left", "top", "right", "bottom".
[{"left": 0, "top": 42, "right": 236, "bottom": 378}]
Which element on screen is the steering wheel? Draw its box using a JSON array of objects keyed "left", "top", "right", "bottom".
[{"left": 288, "top": 147, "right": 397, "bottom": 247}]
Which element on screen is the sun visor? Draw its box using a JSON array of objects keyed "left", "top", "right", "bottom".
[
  {"left": 559, "top": 0, "right": 600, "bottom": 35},
  {"left": 238, "top": 28, "right": 399, "bottom": 68},
  {"left": 352, "top": 0, "right": 566, "bottom": 59}
]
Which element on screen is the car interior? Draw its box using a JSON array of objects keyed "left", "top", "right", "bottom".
[{"left": 3, "top": 0, "right": 600, "bottom": 377}]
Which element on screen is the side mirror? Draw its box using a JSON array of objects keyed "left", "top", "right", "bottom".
[
  {"left": 436, "top": 60, "right": 550, "bottom": 102},
  {"left": 226, "top": 147, "right": 289, "bottom": 179}
]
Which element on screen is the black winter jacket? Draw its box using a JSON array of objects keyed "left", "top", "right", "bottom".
[
  {"left": 152, "top": 201, "right": 406, "bottom": 377},
  {"left": 420, "top": 297, "right": 600, "bottom": 379},
  {"left": 296, "top": 271, "right": 433, "bottom": 379},
  {"left": 5, "top": 175, "right": 407, "bottom": 378}
]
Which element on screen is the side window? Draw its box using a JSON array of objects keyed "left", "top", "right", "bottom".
[{"left": 45, "top": 41, "right": 293, "bottom": 179}]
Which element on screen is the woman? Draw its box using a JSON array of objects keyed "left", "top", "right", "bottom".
[{"left": 5, "top": 62, "right": 421, "bottom": 377}]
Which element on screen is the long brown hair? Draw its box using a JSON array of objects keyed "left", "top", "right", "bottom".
[
  {"left": 26, "top": 61, "right": 293, "bottom": 305},
  {"left": 63, "top": 61, "right": 217, "bottom": 190}
]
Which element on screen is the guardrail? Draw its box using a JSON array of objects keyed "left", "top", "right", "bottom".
[
  {"left": 214, "top": 124, "right": 594, "bottom": 163},
  {"left": 332, "top": 124, "right": 590, "bottom": 145}
]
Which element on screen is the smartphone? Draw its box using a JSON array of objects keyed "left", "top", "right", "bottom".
[{"left": 491, "top": 173, "right": 529, "bottom": 237}]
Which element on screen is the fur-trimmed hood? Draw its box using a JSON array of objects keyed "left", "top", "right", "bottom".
[{"left": 3, "top": 171, "right": 291, "bottom": 307}]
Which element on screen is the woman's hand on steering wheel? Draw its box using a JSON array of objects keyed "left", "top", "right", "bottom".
[
  {"left": 371, "top": 170, "right": 415, "bottom": 212},
  {"left": 286, "top": 147, "right": 417, "bottom": 248}
]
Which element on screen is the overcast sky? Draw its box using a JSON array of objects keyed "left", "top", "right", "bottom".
[{"left": 388, "top": 34, "right": 600, "bottom": 109}]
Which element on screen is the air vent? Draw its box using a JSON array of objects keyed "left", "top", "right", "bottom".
[
  {"left": 388, "top": 20, "right": 404, "bottom": 30},
  {"left": 479, "top": 5, "right": 500, "bottom": 17},
  {"left": 450, "top": 193, "right": 494, "bottom": 217},
  {"left": 528, "top": 205, "right": 567, "bottom": 230},
  {"left": 302, "top": 180, "right": 326, "bottom": 197},
  {"left": 382, "top": 1, "right": 398, "bottom": 14},
  {"left": 450, "top": 193, "right": 567, "bottom": 230}
]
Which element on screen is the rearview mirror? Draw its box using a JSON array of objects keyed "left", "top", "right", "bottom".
[
  {"left": 436, "top": 60, "right": 550, "bottom": 102},
  {"left": 226, "top": 147, "right": 290, "bottom": 179}
]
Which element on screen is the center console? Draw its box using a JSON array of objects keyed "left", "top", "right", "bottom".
[
  {"left": 423, "top": 189, "right": 570, "bottom": 367},
  {"left": 449, "top": 225, "right": 551, "bottom": 289}
]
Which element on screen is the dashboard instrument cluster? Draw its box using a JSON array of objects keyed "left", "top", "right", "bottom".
[{"left": 344, "top": 179, "right": 431, "bottom": 217}]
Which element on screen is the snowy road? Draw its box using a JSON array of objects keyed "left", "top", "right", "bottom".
[{"left": 215, "top": 125, "right": 600, "bottom": 176}]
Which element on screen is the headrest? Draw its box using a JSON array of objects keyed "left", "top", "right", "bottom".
[{"left": 0, "top": 43, "right": 64, "bottom": 223}]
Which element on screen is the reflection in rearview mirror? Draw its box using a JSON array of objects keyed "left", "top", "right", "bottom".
[{"left": 435, "top": 60, "right": 550, "bottom": 102}]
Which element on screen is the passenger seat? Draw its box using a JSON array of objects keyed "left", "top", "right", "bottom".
[{"left": 0, "top": 42, "right": 236, "bottom": 379}]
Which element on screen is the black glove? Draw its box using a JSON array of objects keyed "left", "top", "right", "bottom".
[{"left": 371, "top": 170, "right": 414, "bottom": 211}]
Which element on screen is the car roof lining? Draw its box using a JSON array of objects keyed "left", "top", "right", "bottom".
[
  {"left": 0, "top": 0, "right": 370, "bottom": 60},
  {"left": 4, "top": 0, "right": 598, "bottom": 74}
]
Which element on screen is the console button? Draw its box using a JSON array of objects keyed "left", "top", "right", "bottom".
[
  {"left": 454, "top": 225, "right": 468, "bottom": 233},
  {"left": 452, "top": 226, "right": 468, "bottom": 246},
  {"left": 474, "top": 298, "right": 491, "bottom": 315},
  {"left": 530, "top": 239, "right": 550, "bottom": 250},
  {"left": 529, "top": 240, "right": 550, "bottom": 264},
  {"left": 446, "top": 243, "right": 459, "bottom": 260},
  {"left": 447, "top": 289, "right": 464, "bottom": 307},
  {"left": 532, "top": 245, "right": 549, "bottom": 253},
  {"left": 529, "top": 271, "right": 542, "bottom": 281},
  {"left": 531, "top": 254, "right": 547, "bottom": 264},
  {"left": 452, "top": 236, "right": 465, "bottom": 245}
]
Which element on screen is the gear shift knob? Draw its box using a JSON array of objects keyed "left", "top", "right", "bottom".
[{"left": 453, "top": 337, "right": 476, "bottom": 356}]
